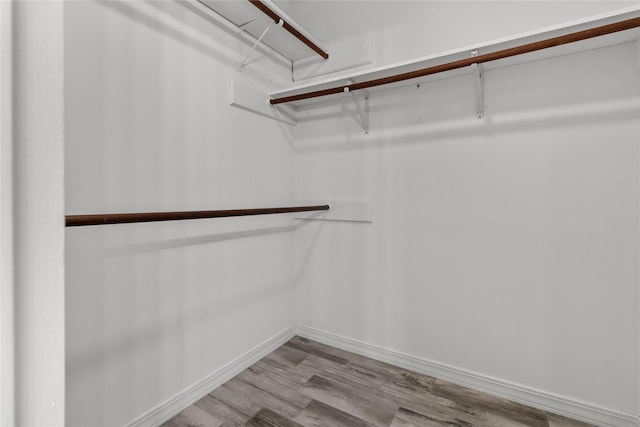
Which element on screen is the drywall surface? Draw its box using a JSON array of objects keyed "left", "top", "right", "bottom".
[
  {"left": 12, "top": 1, "right": 66, "bottom": 425},
  {"left": 65, "top": 2, "right": 295, "bottom": 426},
  {"left": 293, "top": 2, "right": 640, "bottom": 419}
]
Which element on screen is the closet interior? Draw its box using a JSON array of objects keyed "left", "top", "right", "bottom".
[{"left": 56, "top": 1, "right": 640, "bottom": 426}]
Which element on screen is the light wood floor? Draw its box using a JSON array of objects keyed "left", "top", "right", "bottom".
[{"left": 162, "top": 336, "right": 593, "bottom": 427}]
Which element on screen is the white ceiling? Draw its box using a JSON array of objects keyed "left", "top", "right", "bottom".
[{"left": 273, "top": 0, "right": 639, "bottom": 46}]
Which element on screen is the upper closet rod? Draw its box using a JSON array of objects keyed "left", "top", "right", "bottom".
[
  {"left": 248, "top": 0, "right": 329, "bottom": 60},
  {"left": 66, "top": 205, "right": 330, "bottom": 227},
  {"left": 270, "top": 16, "right": 640, "bottom": 105}
]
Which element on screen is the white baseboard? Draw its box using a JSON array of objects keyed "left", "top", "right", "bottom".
[
  {"left": 295, "top": 325, "right": 639, "bottom": 427},
  {"left": 124, "top": 323, "right": 638, "bottom": 427},
  {"left": 126, "top": 326, "right": 296, "bottom": 427}
]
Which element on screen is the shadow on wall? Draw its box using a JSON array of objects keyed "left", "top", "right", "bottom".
[
  {"left": 97, "top": 0, "right": 230, "bottom": 68},
  {"left": 173, "top": 0, "right": 290, "bottom": 67},
  {"left": 65, "top": 273, "right": 294, "bottom": 377},
  {"left": 98, "top": 0, "right": 289, "bottom": 70},
  {"left": 65, "top": 213, "right": 327, "bottom": 423},
  {"left": 67, "top": 214, "right": 325, "bottom": 372},
  {"left": 292, "top": 97, "right": 639, "bottom": 154},
  {"left": 290, "top": 40, "right": 639, "bottom": 153},
  {"left": 103, "top": 224, "right": 299, "bottom": 256},
  {"left": 97, "top": 211, "right": 327, "bottom": 256},
  {"left": 294, "top": 219, "right": 326, "bottom": 285}
]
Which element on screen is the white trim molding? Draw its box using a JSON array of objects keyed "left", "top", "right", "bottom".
[
  {"left": 123, "top": 323, "right": 639, "bottom": 427},
  {"left": 126, "top": 326, "right": 297, "bottom": 427},
  {"left": 11, "top": 1, "right": 65, "bottom": 424},
  {"left": 296, "top": 325, "right": 640, "bottom": 427},
  {"left": 0, "top": 1, "right": 14, "bottom": 424}
]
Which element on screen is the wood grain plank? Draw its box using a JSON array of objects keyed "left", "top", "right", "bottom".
[
  {"left": 375, "top": 367, "right": 436, "bottom": 400},
  {"left": 299, "top": 375, "right": 398, "bottom": 427},
  {"left": 193, "top": 395, "right": 249, "bottom": 426},
  {"left": 296, "top": 354, "right": 385, "bottom": 390},
  {"left": 160, "top": 405, "right": 220, "bottom": 427},
  {"left": 547, "top": 413, "right": 595, "bottom": 427},
  {"left": 484, "top": 411, "right": 550, "bottom": 427},
  {"left": 432, "top": 380, "right": 548, "bottom": 427},
  {"left": 262, "top": 344, "right": 310, "bottom": 370},
  {"left": 253, "top": 359, "right": 315, "bottom": 386},
  {"left": 346, "top": 353, "right": 437, "bottom": 388},
  {"left": 209, "top": 378, "right": 303, "bottom": 419},
  {"left": 244, "top": 408, "right": 304, "bottom": 427},
  {"left": 237, "top": 363, "right": 313, "bottom": 408},
  {"left": 390, "top": 406, "right": 475, "bottom": 427},
  {"left": 294, "top": 399, "right": 373, "bottom": 427},
  {"left": 378, "top": 384, "right": 488, "bottom": 426},
  {"left": 285, "top": 337, "right": 349, "bottom": 364}
]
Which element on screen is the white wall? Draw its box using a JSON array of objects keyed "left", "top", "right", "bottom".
[
  {"left": 292, "top": 1, "right": 640, "bottom": 420},
  {"left": 10, "top": 1, "right": 66, "bottom": 425},
  {"left": 65, "top": 1, "right": 640, "bottom": 424},
  {"left": 64, "top": 2, "right": 297, "bottom": 426}
]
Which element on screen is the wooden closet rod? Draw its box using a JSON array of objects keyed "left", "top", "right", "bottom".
[
  {"left": 66, "top": 205, "right": 330, "bottom": 227},
  {"left": 270, "top": 16, "right": 640, "bottom": 105},
  {"left": 248, "top": 0, "right": 329, "bottom": 60}
]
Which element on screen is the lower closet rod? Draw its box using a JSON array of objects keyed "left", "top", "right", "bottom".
[{"left": 65, "top": 205, "right": 330, "bottom": 227}]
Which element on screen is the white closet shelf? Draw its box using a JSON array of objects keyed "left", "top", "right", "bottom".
[
  {"left": 269, "top": 6, "right": 640, "bottom": 108},
  {"left": 197, "top": 0, "right": 328, "bottom": 63}
]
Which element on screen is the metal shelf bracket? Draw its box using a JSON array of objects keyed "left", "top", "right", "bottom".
[
  {"left": 471, "top": 50, "right": 484, "bottom": 119},
  {"left": 239, "top": 18, "right": 284, "bottom": 70},
  {"left": 345, "top": 80, "right": 369, "bottom": 134}
]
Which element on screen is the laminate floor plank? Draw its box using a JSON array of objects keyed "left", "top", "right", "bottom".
[
  {"left": 193, "top": 395, "right": 249, "bottom": 426},
  {"left": 298, "top": 374, "right": 399, "bottom": 427},
  {"left": 262, "top": 344, "right": 310, "bottom": 370},
  {"left": 382, "top": 388, "right": 489, "bottom": 426},
  {"left": 254, "top": 358, "right": 314, "bottom": 386},
  {"left": 284, "top": 337, "right": 350, "bottom": 365},
  {"left": 547, "top": 413, "right": 596, "bottom": 427},
  {"left": 390, "top": 406, "right": 476, "bottom": 427},
  {"left": 294, "top": 399, "right": 373, "bottom": 427},
  {"left": 346, "top": 354, "right": 437, "bottom": 389},
  {"left": 432, "top": 380, "right": 549, "bottom": 427},
  {"left": 163, "top": 336, "right": 597, "bottom": 427},
  {"left": 296, "top": 353, "right": 386, "bottom": 390},
  {"left": 161, "top": 405, "right": 221, "bottom": 427},
  {"left": 209, "top": 377, "right": 303, "bottom": 419},
  {"left": 373, "top": 369, "right": 437, "bottom": 407},
  {"left": 244, "top": 408, "right": 304, "bottom": 427},
  {"left": 483, "top": 411, "right": 549, "bottom": 427},
  {"left": 237, "top": 363, "right": 313, "bottom": 409}
]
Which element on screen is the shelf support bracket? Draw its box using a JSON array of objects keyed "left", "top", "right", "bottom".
[
  {"left": 240, "top": 18, "right": 283, "bottom": 70},
  {"left": 470, "top": 50, "right": 484, "bottom": 119},
  {"left": 345, "top": 81, "right": 369, "bottom": 134}
]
